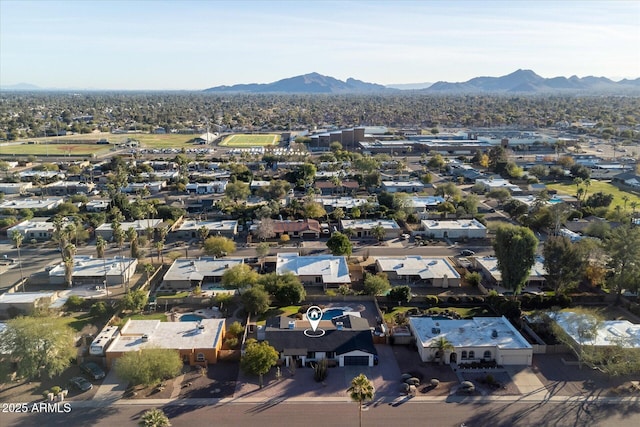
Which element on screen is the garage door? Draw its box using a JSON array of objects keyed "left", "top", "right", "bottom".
[{"left": 344, "top": 356, "right": 369, "bottom": 366}]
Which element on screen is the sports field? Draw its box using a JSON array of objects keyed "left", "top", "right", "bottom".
[
  {"left": 547, "top": 181, "right": 640, "bottom": 211},
  {"left": 219, "top": 134, "right": 280, "bottom": 147},
  {"left": 0, "top": 142, "right": 112, "bottom": 156}
]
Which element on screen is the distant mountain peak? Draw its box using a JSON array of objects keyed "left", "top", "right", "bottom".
[{"left": 204, "top": 73, "right": 393, "bottom": 94}]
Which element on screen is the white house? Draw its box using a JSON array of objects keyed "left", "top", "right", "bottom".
[
  {"left": 162, "top": 257, "right": 244, "bottom": 290},
  {"left": 476, "top": 178, "right": 522, "bottom": 194},
  {"left": 549, "top": 311, "right": 640, "bottom": 351},
  {"left": 381, "top": 181, "right": 425, "bottom": 193},
  {"left": 375, "top": 256, "right": 461, "bottom": 287},
  {"left": 122, "top": 181, "right": 166, "bottom": 194},
  {"left": 174, "top": 220, "right": 238, "bottom": 239},
  {"left": 0, "top": 182, "right": 33, "bottom": 195},
  {"left": 340, "top": 219, "right": 402, "bottom": 240},
  {"left": 95, "top": 219, "right": 163, "bottom": 240},
  {"left": 48, "top": 256, "right": 138, "bottom": 287},
  {"left": 0, "top": 198, "right": 64, "bottom": 211},
  {"left": 473, "top": 256, "right": 547, "bottom": 288},
  {"left": 186, "top": 181, "right": 228, "bottom": 194},
  {"left": 8, "top": 218, "right": 57, "bottom": 241},
  {"left": 276, "top": 253, "right": 350, "bottom": 288},
  {"left": 420, "top": 219, "right": 487, "bottom": 239},
  {"left": 409, "top": 316, "right": 533, "bottom": 365}
]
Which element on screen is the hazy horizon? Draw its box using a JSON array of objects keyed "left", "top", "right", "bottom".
[{"left": 1, "top": 0, "right": 639, "bottom": 90}]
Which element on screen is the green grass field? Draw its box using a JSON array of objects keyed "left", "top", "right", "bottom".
[
  {"left": 546, "top": 181, "right": 640, "bottom": 211},
  {"left": 219, "top": 134, "right": 280, "bottom": 147},
  {"left": 0, "top": 143, "right": 112, "bottom": 156}
]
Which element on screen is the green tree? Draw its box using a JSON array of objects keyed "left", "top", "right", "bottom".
[
  {"left": 241, "top": 286, "right": 270, "bottom": 315},
  {"left": 260, "top": 272, "right": 306, "bottom": 305},
  {"left": 347, "top": 374, "right": 375, "bottom": 427},
  {"left": 370, "top": 225, "right": 386, "bottom": 242},
  {"left": 63, "top": 243, "right": 76, "bottom": 288},
  {"left": 603, "top": 225, "right": 640, "bottom": 304},
  {"left": 139, "top": 408, "right": 171, "bottom": 427},
  {"left": 363, "top": 273, "right": 391, "bottom": 296},
  {"left": 1, "top": 316, "right": 75, "bottom": 379},
  {"left": 121, "top": 289, "right": 149, "bottom": 312},
  {"left": 388, "top": 285, "right": 412, "bottom": 304},
  {"left": 225, "top": 181, "right": 250, "bottom": 203},
  {"left": 430, "top": 336, "right": 454, "bottom": 365},
  {"left": 198, "top": 225, "right": 210, "bottom": 244},
  {"left": 115, "top": 348, "right": 182, "bottom": 387},
  {"left": 241, "top": 339, "right": 279, "bottom": 388},
  {"left": 203, "top": 236, "right": 236, "bottom": 257},
  {"left": 542, "top": 236, "right": 583, "bottom": 292},
  {"left": 493, "top": 225, "right": 538, "bottom": 295},
  {"left": 303, "top": 201, "right": 326, "bottom": 219},
  {"left": 221, "top": 264, "right": 259, "bottom": 289},
  {"left": 326, "top": 232, "right": 352, "bottom": 256}
]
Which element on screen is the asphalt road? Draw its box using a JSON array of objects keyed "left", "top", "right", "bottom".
[{"left": 3, "top": 399, "right": 639, "bottom": 427}]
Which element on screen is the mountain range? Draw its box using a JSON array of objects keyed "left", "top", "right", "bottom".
[{"left": 204, "top": 70, "right": 640, "bottom": 94}]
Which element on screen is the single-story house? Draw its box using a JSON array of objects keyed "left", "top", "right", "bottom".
[
  {"left": 8, "top": 218, "right": 57, "bottom": 241},
  {"left": 261, "top": 315, "right": 377, "bottom": 367},
  {"left": 315, "top": 180, "right": 359, "bottom": 196},
  {"left": 121, "top": 181, "right": 166, "bottom": 194},
  {"left": 186, "top": 181, "right": 228, "bottom": 194},
  {"left": 375, "top": 256, "right": 461, "bottom": 287},
  {"left": 0, "top": 292, "right": 58, "bottom": 318},
  {"left": 48, "top": 256, "right": 138, "bottom": 287},
  {"left": 381, "top": 181, "right": 425, "bottom": 193},
  {"left": 276, "top": 253, "right": 350, "bottom": 288},
  {"left": 0, "top": 198, "right": 64, "bottom": 211},
  {"left": 409, "top": 316, "right": 532, "bottom": 366},
  {"left": 340, "top": 219, "right": 402, "bottom": 240},
  {"left": 174, "top": 220, "right": 238, "bottom": 239},
  {"left": 85, "top": 200, "right": 110, "bottom": 212},
  {"left": 473, "top": 256, "right": 546, "bottom": 288},
  {"left": 44, "top": 181, "right": 96, "bottom": 196},
  {"left": 105, "top": 318, "right": 226, "bottom": 367},
  {"left": 95, "top": 219, "right": 163, "bottom": 240},
  {"left": 420, "top": 219, "right": 487, "bottom": 239},
  {"left": 548, "top": 311, "right": 640, "bottom": 351},
  {"left": 0, "top": 182, "right": 33, "bottom": 195},
  {"left": 162, "top": 257, "right": 244, "bottom": 290},
  {"left": 475, "top": 178, "right": 522, "bottom": 194},
  {"left": 271, "top": 219, "right": 321, "bottom": 239},
  {"left": 314, "top": 197, "right": 374, "bottom": 211},
  {"left": 407, "top": 196, "right": 446, "bottom": 217}
]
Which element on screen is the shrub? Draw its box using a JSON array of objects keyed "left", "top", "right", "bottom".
[
  {"left": 227, "top": 321, "right": 244, "bottom": 338},
  {"left": 89, "top": 301, "right": 110, "bottom": 318},
  {"left": 313, "top": 358, "right": 328, "bottom": 382},
  {"left": 425, "top": 295, "right": 439, "bottom": 306},
  {"left": 465, "top": 272, "right": 482, "bottom": 287},
  {"left": 447, "top": 296, "right": 459, "bottom": 304},
  {"left": 50, "top": 386, "right": 62, "bottom": 395},
  {"left": 64, "top": 295, "right": 85, "bottom": 311},
  {"left": 224, "top": 337, "right": 239, "bottom": 349}
]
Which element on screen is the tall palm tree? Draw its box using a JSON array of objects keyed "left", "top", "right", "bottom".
[
  {"left": 155, "top": 240, "right": 165, "bottom": 264},
  {"left": 631, "top": 201, "right": 638, "bottom": 214},
  {"left": 348, "top": 374, "right": 375, "bottom": 427},
  {"left": 143, "top": 263, "right": 155, "bottom": 285},
  {"left": 622, "top": 195, "right": 630, "bottom": 211},
  {"left": 63, "top": 243, "right": 76, "bottom": 288},
  {"left": 96, "top": 235, "right": 106, "bottom": 258},
  {"left": 430, "top": 336, "right": 454, "bottom": 365},
  {"left": 11, "top": 230, "right": 25, "bottom": 289}
]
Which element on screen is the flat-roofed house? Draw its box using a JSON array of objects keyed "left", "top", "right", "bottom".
[
  {"left": 8, "top": 218, "right": 56, "bottom": 241},
  {"left": 105, "top": 318, "right": 225, "bottom": 367},
  {"left": 473, "top": 256, "right": 546, "bottom": 288},
  {"left": 421, "top": 219, "right": 487, "bottom": 239},
  {"left": 0, "top": 198, "right": 64, "bottom": 211},
  {"left": 375, "top": 256, "right": 461, "bottom": 287},
  {"left": 162, "top": 257, "right": 244, "bottom": 290},
  {"left": 0, "top": 182, "right": 33, "bottom": 195},
  {"left": 95, "top": 219, "right": 163, "bottom": 240},
  {"left": 174, "top": 220, "right": 238, "bottom": 239},
  {"left": 0, "top": 292, "right": 58, "bottom": 318},
  {"left": 548, "top": 311, "right": 640, "bottom": 352},
  {"left": 409, "top": 316, "right": 532, "bottom": 365},
  {"left": 186, "top": 181, "right": 228, "bottom": 194},
  {"left": 381, "top": 181, "right": 425, "bottom": 193},
  {"left": 276, "top": 253, "right": 350, "bottom": 288},
  {"left": 48, "top": 256, "right": 137, "bottom": 287},
  {"left": 340, "top": 219, "right": 402, "bottom": 240}
]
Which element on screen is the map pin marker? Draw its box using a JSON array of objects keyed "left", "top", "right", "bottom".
[{"left": 306, "top": 306, "right": 323, "bottom": 332}]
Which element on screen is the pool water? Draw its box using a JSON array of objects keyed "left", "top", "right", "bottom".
[
  {"left": 180, "top": 314, "right": 205, "bottom": 322},
  {"left": 321, "top": 309, "right": 346, "bottom": 320}
]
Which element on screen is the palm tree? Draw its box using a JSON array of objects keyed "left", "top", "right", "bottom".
[
  {"left": 371, "top": 225, "right": 386, "bottom": 242},
  {"left": 155, "top": 240, "right": 165, "bottom": 264},
  {"left": 139, "top": 408, "right": 171, "bottom": 427},
  {"left": 631, "top": 201, "right": 638, "bottom": 215},
  {"left": 11, "top": 230, "right": 25, "bottom": 289},
  {"left": 63, "top": 243, "right": 76, "bottom": 288},
  {"left": 348, "top": 374, "right": 375, "bottom": 427},
  {"left": 622, "top": 195, "right": 630, "bottom": 211},
  {"left": 143, "top": 263, "right": 155, "bottom": 285},
  {"left": 430, "top": 336, "right": 454, "bottom": 365},
  {"left": 96, "top": 236, "right": 106, "bottom": 258}
]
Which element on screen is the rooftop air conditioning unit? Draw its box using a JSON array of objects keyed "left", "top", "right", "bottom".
[
  {"left": 141, "top": 334, "right": 149, "bottom": 342},
  {"left": 491, "top": 330, "right": 498, "bottom": 338},
  {"left": 336, "top": 322, "right": 344, "bottom": 331}
]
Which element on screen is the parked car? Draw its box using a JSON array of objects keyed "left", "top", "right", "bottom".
[
  {"left": 80, "top": 362, "right": 106, "bottom": 380},
  {"left": 69, "top": 376, "right": 93, "bottom": 392},
  {"left": 460, "top": 249, "right": 475, "bottom": 256}
]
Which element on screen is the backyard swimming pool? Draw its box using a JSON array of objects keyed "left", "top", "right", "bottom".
[{"left": 180, "top": 313, "right": 206, "bottom": 322}]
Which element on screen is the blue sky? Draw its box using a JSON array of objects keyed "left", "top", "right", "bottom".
[{"left": 1, "top": 0, "right": 639, "bottom": 90}]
